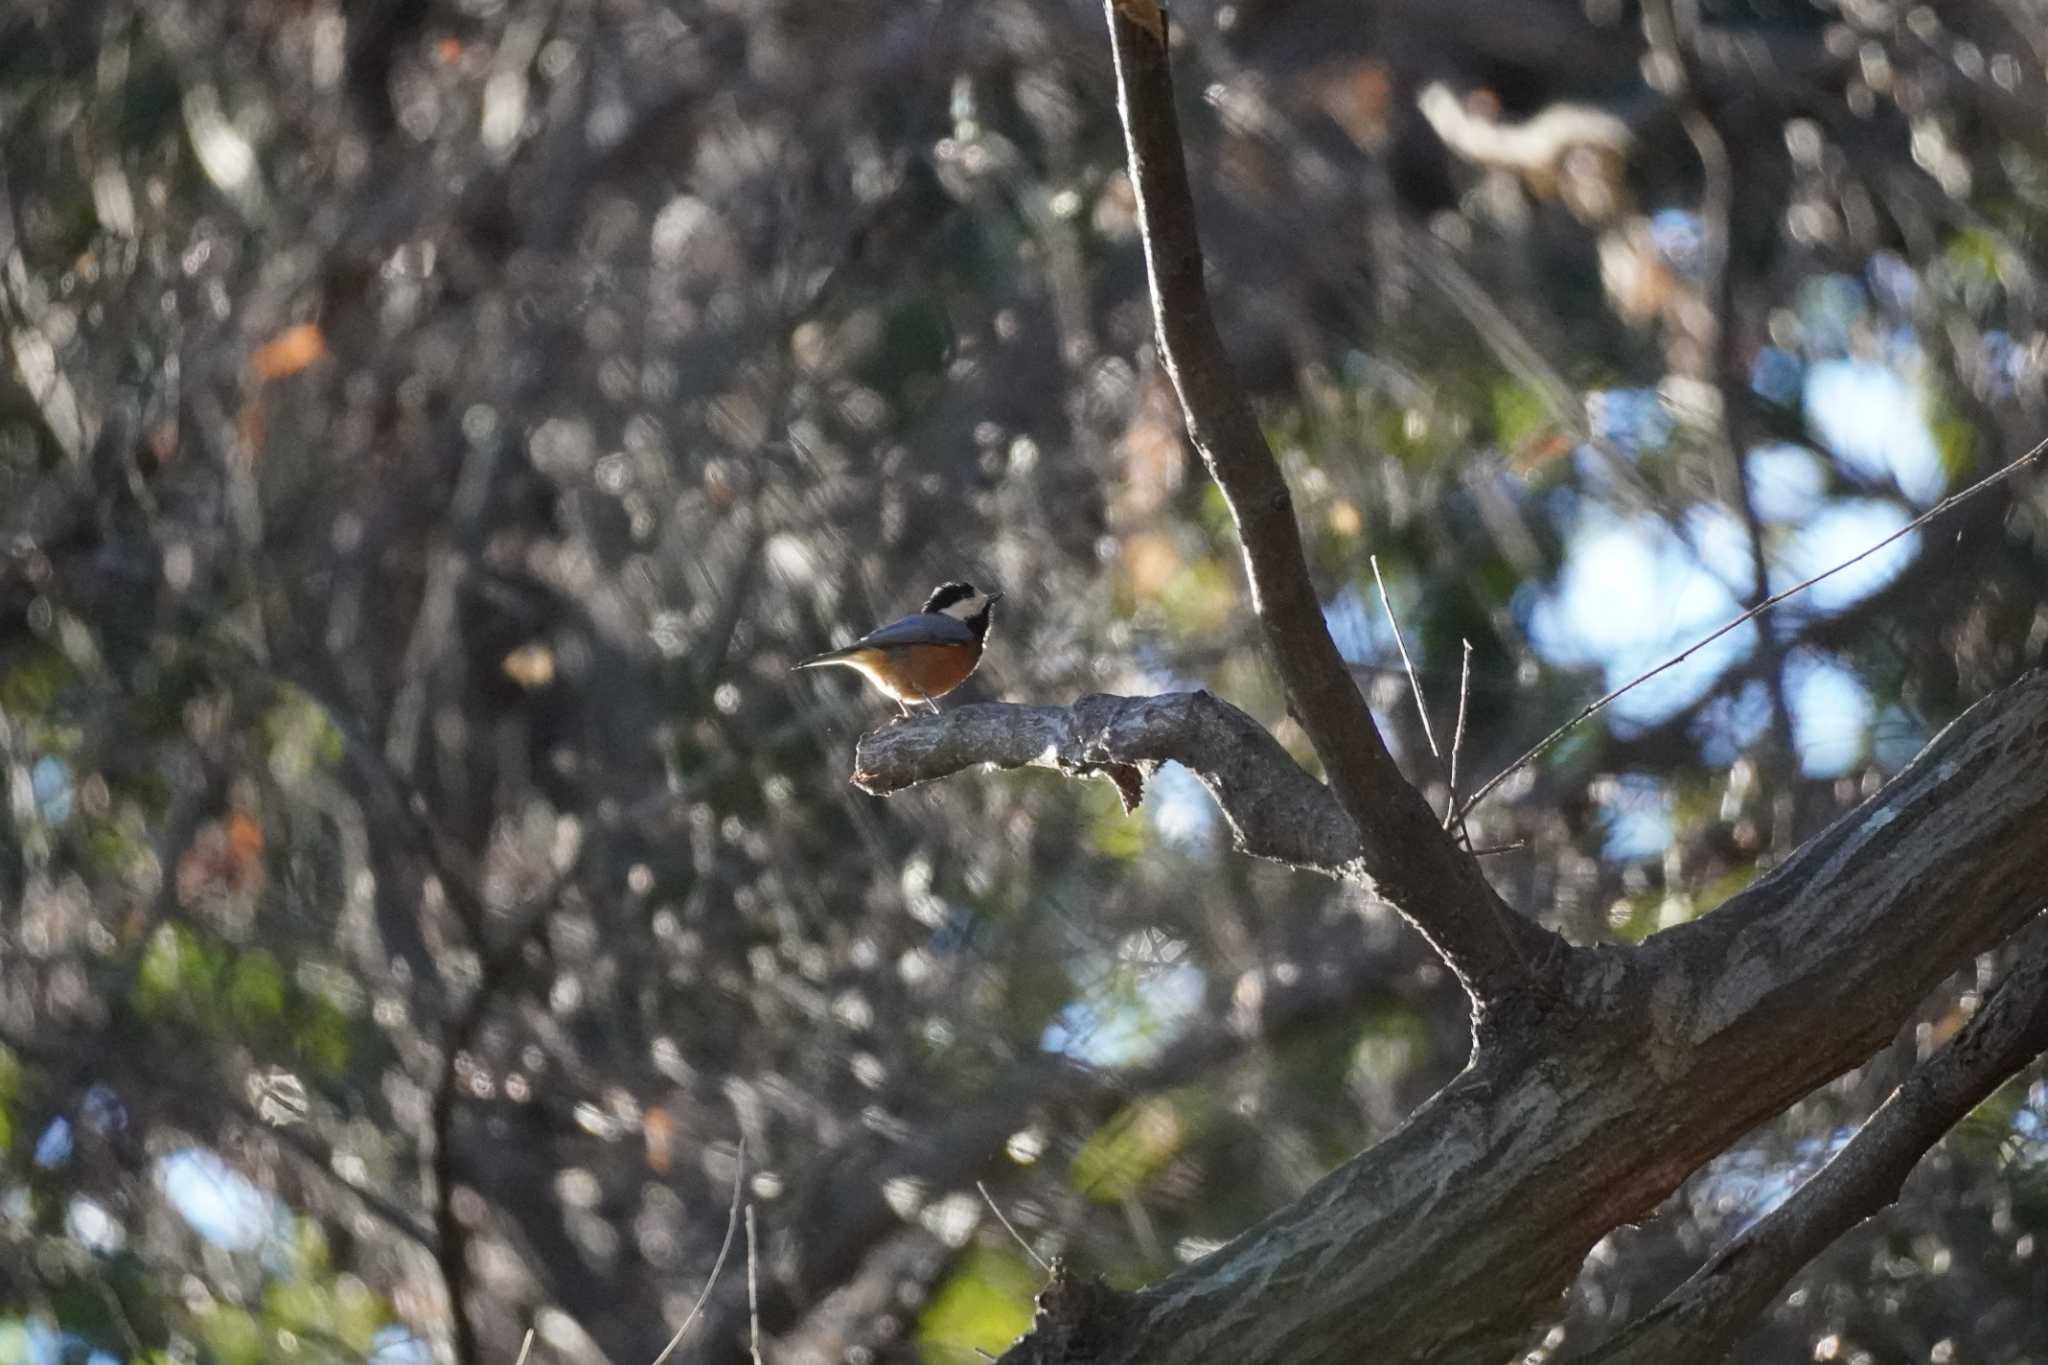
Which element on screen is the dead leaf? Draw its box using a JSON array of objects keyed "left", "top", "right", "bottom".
[
  {"left": 249, "top": 322, "right": 327, "bottom": 382},
  {"left": 644, "top": 1105, "right": 674, "bottom": 1172},
  {"left": 176, "top": 810, "right": 267, "bottom": 903}
]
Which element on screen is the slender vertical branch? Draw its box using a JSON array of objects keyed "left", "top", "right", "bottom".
[
  {"left": 650, "top": 1139, "right": 748, "bottom": 1365},
  {"left": 1642, "top": 0, "right": 1801, "bottom": 783},
  {"left": 1446, "top": 639, "right": 1474, "bottom": 828},
  {"left": 429, "top": 872, "right": 574, "bottom": 1365},
  {"left": 1371, "top": 555, "right": 1441, "bottom": 761},
  {"left": 746, "top": 1204, "right": 765, "bottom": 1365},
  {"left": 1102, "top": 0, "right": 1558, "bottom": 1009}
]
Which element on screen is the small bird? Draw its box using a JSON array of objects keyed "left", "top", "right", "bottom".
[{"left": 794, "top": 582, "right": 1002, "bottom": 718}]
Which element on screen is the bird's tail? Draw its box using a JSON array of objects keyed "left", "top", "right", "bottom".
[{"left": 791, "top": 647, "right": 858, "bottom": 671}]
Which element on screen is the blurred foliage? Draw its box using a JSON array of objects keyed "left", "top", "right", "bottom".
[
  {"left": 1071, "top": 1089, "right": 1217, "bottom": 1205},
  {"left": 914, "top": 1249, "right": 1039, "bottom": 1365},
  {"left": 1, "top": 0, "right": 2046, "bottom": 1362}
]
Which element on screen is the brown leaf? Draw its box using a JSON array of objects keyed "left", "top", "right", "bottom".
[
  {"left": 177, "top": 811, "right": 267, "bottom": 903},
  {"left": 249, "top": 322, "right": 327, "bottom": 382}
]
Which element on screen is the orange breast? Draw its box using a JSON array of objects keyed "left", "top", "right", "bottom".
[{"left": 844, "top": 642, "right": 981, "bottom": 703}]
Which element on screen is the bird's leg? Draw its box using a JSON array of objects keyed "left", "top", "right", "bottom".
[{"left": 922, "top": 693, "right": 941, "bottom": 716}]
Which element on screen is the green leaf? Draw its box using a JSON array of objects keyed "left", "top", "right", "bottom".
[
  {"left": 195, "top": 1304, "right": 265, "bottom": 1365},
  {"left": 1489, "top": 375, "right": 1550, "bottom": 451},
  {"left": 227, "top": 950, "right": 289, "bottom": 1034},
  {"left": 263, "top": 1277, "right": 335, "bottom": 1337},
  {"left": 1928, "top": 400, "right": 1977, "bottom": 487},
  {"left": 1070, "top": 1087, "right": 1213, "bottom": 1203},
  {"left": 915, "top": 1248, "right": 1040, "bottom": 1365},
  {"left": 328, "top": 1273, "right": 390, "bottom": 1351},
  {"left": 261, "top": 687, "right": 344, "bottom": 779},
  {"left": 0, "top": 647, "right": 79, "bottom": 718},
  {"left": 135, "top": 924, "right": 226, "bottom": 1024},
  {"left": 292, "top": 997, "right": 354, "bottom": 1075}
]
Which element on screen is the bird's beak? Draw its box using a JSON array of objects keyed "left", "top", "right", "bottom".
[{"left": 987, "top": 591, "right": 1005, "bottom": 603}]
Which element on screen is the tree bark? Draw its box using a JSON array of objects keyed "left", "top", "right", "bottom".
[
  {"left": 1103, "top": 0, "right": 1558, "bottom": 1011},
  {"left": 865, "top": 668, "right": 2048, "bottom": 1364},
  {"left": 1584, "top": 917, "right": 2048, "bottom": 1364},
  {"left": 854, "top": 692, "right": 1362, "bottom": 876},
  {"left": 834, "top": 6, "right": 2048, "bottom": 1361}
]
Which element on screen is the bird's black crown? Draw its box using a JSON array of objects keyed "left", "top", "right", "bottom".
[{"left": 923, "top": 582, "right": 982, "bottom": 613}]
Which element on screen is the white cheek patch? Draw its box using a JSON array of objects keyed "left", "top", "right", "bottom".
[{"left": 941, "top": 594, "right": 989, "bottom": 621}]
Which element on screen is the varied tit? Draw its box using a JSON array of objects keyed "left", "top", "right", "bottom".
[{"left": 793, "top": 582, "right": 1001, "bottom": 718}]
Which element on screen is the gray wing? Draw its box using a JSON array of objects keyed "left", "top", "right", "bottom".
[{"left": 854, "top": 612, "right": 976, "bottom": 649}]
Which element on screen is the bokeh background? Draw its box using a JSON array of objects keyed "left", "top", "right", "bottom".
[{"left": 3, "top": 0, "right": 2046, "bottom": 1362}]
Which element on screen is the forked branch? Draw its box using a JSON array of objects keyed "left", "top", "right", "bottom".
[
  {"left": 1103, "top": 0, "right": 1556, "bottom": 1001},
  {"left": 1588, "top": 920, "right": 2048, "bottom": 1365},
  {"left": 973, "top": 671, "right": 2048, "bottom": 1365}
]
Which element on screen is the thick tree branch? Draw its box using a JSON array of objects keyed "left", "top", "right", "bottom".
[
  {"left": 1586, "top": 919, "right": 2048, "bottom": 1365},
  {"left": 985, "top": 669, "right": 2048, "bottom": 1365},
  {"left": 852, "top": 693, "right": 1361, "bottom": 875},
  {"left": 1102, "top": 0, "right": 1557, "bottom": 1006}
]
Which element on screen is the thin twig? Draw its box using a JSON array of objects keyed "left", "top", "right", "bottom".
[
  {"left": 650, "top": 1138, "right": 749, "bottom": 1365},
  {"left": 513, "top": 1330, "right": 535, "bottom": 1365},
  {"left": 1457, "top": 433, "right": 2048, "bottom": 819},
  {"left": 1444, "top": 639, "right": 1475, "bottom": 828},
  {"left": 1371, "top": 555, "right": 1441, "bottom": 760},
  {"left": 746, "top": 1204, "right": 764, "bottom": 1365},
  {"left": 977, "top": 1179, "right": 1052, "bottom": 1272}
]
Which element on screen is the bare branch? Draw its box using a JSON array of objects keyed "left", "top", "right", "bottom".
[
  {"left": 651, "top": 1139, "right": 748, "bottom": 1365},
  {"left": 979, "top": 1182, "right": 1053, "bottom": 1274},
  {"left": 989, "top": 670, "right": 2048, "bottom": 1365},
  {"left": 430, "top": 868, "right": 576, "bottom": 1365},
  {"left": 1371, "top": 556, "right": 1441, "bottom": 762},
  {"left": 1445, "top": 639, "right": 1474, "bottom": 828},
  {"left": 853, "top": 693, "right": 1363, "bottom": 876},
  {"left": 1586, "top": 919, "right": 2048, "bottom": 1365},
  {"left": 1458, "top": 434, "right": 2048, "bottom": 819},
  {"left": 1102, "top": 0, "right": 1555, "bottom": 1002},
  {"left": 746, "top": 1204, "right": 765, "bottom": 1365}
]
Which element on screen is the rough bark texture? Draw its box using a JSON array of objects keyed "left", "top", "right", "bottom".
[
  {"left": 837, "top": 5, "right": 2048, "bottom": 1363},
  {"left": 1586, "top": 919, "right": 2048, "bottom": 1365},
  {"left": 853, "top": 692, "right": 1360, "bottom": 875},
  {"left": 865, "top": 671, "right": 2048, "bottom": 1364}
]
